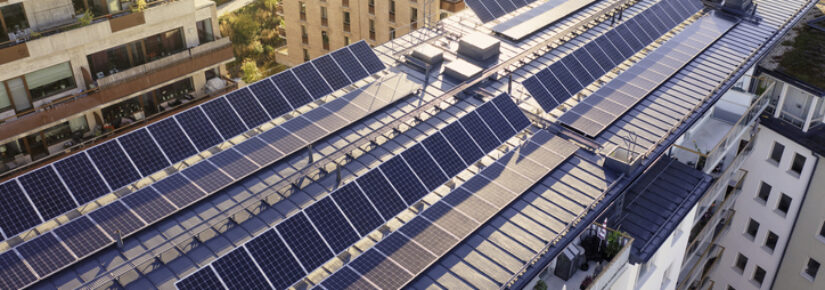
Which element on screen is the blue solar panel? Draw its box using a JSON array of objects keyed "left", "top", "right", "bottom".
[
  {"left": 561, "top": 54, "right": 594, "bottom": 86},
  {"left": 459, "top": 112, "right": 501, "bottom": 152},
  {"left": 584, "top": 42, "right": 616, "bottom": 71},
  {"left": 201, "top": 97, "right": 248, "bottom": 139},
  {"left": 349, "top": 41, "right": 386, "bottom": 74},
  {"left": 651, "top": 4, "right": 677, "bottom": 27},
  {"left": 245, "top": 229, "right": 306, "bottom": 289},
  {"left": 605, "top": 30, "right": 635, "bottom": 58},
  {"left": 626, "top": 18, "right": 654, "bottom": 45},
  {"left": 225, "top": 88, "right": 271, "bottom": 128},
  {"left": 0, "top": 181, "right": 42, "bottom": 237},
  {"left": 349, "top": 249, "right": 411, "bottom": 289},
  {"left": 147, "top": 118, "right": 198, "bottom": 164},
  {"left": 476, "top": 102, "right": 517, "bottom": 142},
  {"left": 53, "top": 153, "right": 110, "bottom": 204},
  {"left": 615, "top": 23, "right": 645, "bottom": 52},
  {"left": 496, "top": 0, "right": 516, "bottom": 11},
  {"left": 177, "top": 267, "right": 225, "bottom": 290},
  {"left": 401, "top": 144, "right": 447, "bottom": 191},
  {"left": 479, "top": 0, "right": 504, "bottom": 20},
  {"left": 304, "top": 198, "right": 360, "bottom": 253},
  {"left": 330, "top": 183, "right": 385, "bottom": 236},
  {"left": 212, "top": 248, "right": 271, "bottom": 289},
  {"left": 86, "top": 141, "right": 141, "bottom": 191},
  {"left": 88, "top": 201, "right": 144, "bottom": 237},
  {"left": 117, "top": 128, "right": 170, "bottom": 176},
  {"left": 464, "top": 0, "right": 495, "bottom": 22},
  {"left": 312, "top": 55, "right": 352, "bottom": 90},
  {"left": 248, "top": 79, "right": 293, "bottom": 118},
  {"left": 292, "top": 62, "right": 333, "bottom": 99},
  {"left": 322, "top": 266, "right": 376, "bottom": 290},
  {"left": 492, "top": 94, "right": 531, "bottom": 131},
  {"left": 272, "top": 71, "right": 314, "bottom": 108},
  {"left": 208, "top": 149, "right": 259, "bottom": 179},
  {"left": 152, "top": 174, "right": 205, "bottom": 207},
  {"left": 276, "top": 213, "right": 334, "bottom": 271},
  {"left": 258, "top": 127, "right": 307, "bottom": 155},
  {"left": 548, "top": 62, "right": 583, "bottom": 98},
  {"left": 181, "top": 161, "right": 234, "bottom": 193},
  {"left": 122, "top": 187, "right": 176, "bottom": 223},
  {"left": 379, "top": 157, "right": 428, "bottom": 204},
  {"left": 441, "top": 121, "right": 484, "bottom": 165},
  {"left": 17, "top": 233, "right": 75, "bottom": 276},
  {"left": 572, "top": 48, "right": 606, "bottom": 79},
  {"left": 640, "top": 12, "right": 668, "bottom": 36},
  {"left": 331, "top": 48, "right": 369, "bottom": 82},
  {"left": 421, "top": 133, "right": 466, "bottom": 177},
  {"left": 175, "top": 107, "right": 223, "bottom": 151},
  {"left": 234, "top": 137, "right": 283, "bottom": 166},
  {"left": 523, "top": 77, "right": 558, "bottom": 112},
  {"left": 595, "top": 36, "right": 626, "bottom": 66},
  {"left": 0, "top": 251, "right": 37, "bottom": 289},
  {"left": 536, "top": 69, "right": 570, "bottom": 104},
  {"left": 355, "top": 170, "right": 407, "bottom": 220},
  {"left": 53, "top": 216, "right": 111, "bottom": 257},
  {"left": 17, "top": 166, "right": 76, "bottom": 220}
]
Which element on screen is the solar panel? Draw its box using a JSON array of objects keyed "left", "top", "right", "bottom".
[
  {"left": 53, "top": 216, "right": 111, "bottom": 257},
  {"left": 281, "top": 116, "right": 329, "bottom": 143},
  {"left": 536, "top": 69, "right": 571, "bottom": 104},
  {"left": 87, "top": 141, "right": 141, "bottom": 191},
  {"left": 208, "top": 149, "right": 259, "bottom": 179},
  {"left": 615, "top": 23, "right": 645, "bottom": 52},
  {"left": 17, "top": 233, "right": 75, "bottom": 276},
  {"left": 354, "top": 170, "right": 408, "bottom": 220},
  {"left": 177, "top": 267, "right": 225, "bottom": 290},
  {"left": 421, "top": 133, "right": 466, "bottom": 177},
  {"left": 312, "top": 55, "right": 352, "bottom": 90},
  {"left": 480, "top": 0, "right": 505, "bottom": 21},
  {"left": 400, "top": 144, "right": 448, "bottom": 191},
  {"left": 605, "top": 31, "right": 635, "bottom": 58},
  {"left": 304, "top": 197, "right": 360, "bottom": 253},
  {"left": 17, "top": 166, "right": 76, "bottom": 220},
  {"left": 349, "top": 249, "right": 411, "bottom": 289},
  {"left": 0, "top": 181, "right": 42, "bottom": 237},
  {"left": 322, "top": 266, "right": 377, "bottom": 290},
  {"left": 224, "top": 88, "right": 271, "bottom": 128},
  {"left": 146, "top": 118, "right": 198, "bottom": 164},
  {"left": 276, "top": 213, "right": 334, "bottom": 270},
  {"left": 464, "top": 0, "right": 495, "bottom": 22},
  {"left": 117, "top": 129, "right": 170, "bottom": 176},
  {"left": 440, "top": 121, "right": 484, "bottom": 165},
  {"left": 374, "top": 232, "right": 436, "bottom": 274},
  {"left": 571, "top": 48, "right": 605, "bottom": 79},
  {"left": 233, "top": 137, "right": 283, "bottom": 166},
  {"left": 272, "top": 71, "right": 314, "bottom": 108},
  {"left": 379, "top": 157, "right": 428, "bottom": 204},
  {"left": 258, "top": 127, "right": 308, "bottom": 155},
  {"left": 152, "top": 174, "right": 205, "bottom": 208},
  {"left": 492, "top": 94, "right": 531, "bottom": 131},
  {"left": 174, "top": 107, "right": 223, "bottom": 151},
  {"left": 121, "top": 187, "right": 176, "bottom": 223},
  {"left": 584, "top": 41, "right": 616, "bottom": 71},
  {"left": 561, "top": 55, "right": 594, "bottom": 87},
  {"left": 200, "top": 97, "right": 248, "bottom": 140},
  {"left": 292, "top": 62, "right": 333, "bottom": 99},
  {"left": 88, "top": 201, "right": 144, "bottom": 237},
  {"left": 349, "top": 41, "right": 386, "bottom": 74},
  {"left": 53, "top": 153, "right": 110, "bottom": 204},
  {"left": 181, "top": 161, "right": 234, "bottom": 193},
  {"left": 0, "top": 251, "right": 37, "bottom": 289},
  {"left": 626, "top": 18, "right": 654, "bottom": 44},
  {"left": 522, "top": 75, "right": 558, "bottom": 112},
  {"left": 248, "top": 79, "right": 293, "bottom": 118},
  {"left": 459, "top": 112, "right": 501, "bottom": 152},
  {"left": 245, "top": 229, "right": 306, "bottom": 289},
  {"left": 398, "top": 216, "right": 457, "bottom": 256},
  {"left": 549, "top": 62, "right": 583, "bottom": 97},
  {"left": 331, "top": 183, "right": 385, "bottom": 236},
  {"left": 212, "top": 248, "right": 271, "bottom": 289},
  {"left": 594, "top": 36, "right": 626, "bottom": 66},
  {"left": 476, "top": 102, "right": 517, "bottom": 141},
  {"left": 331, "top": 48, "right": 369, "bottom": 82}
]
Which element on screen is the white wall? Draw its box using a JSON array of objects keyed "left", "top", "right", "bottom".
[{"left": 630, "top": 205, "right": 696, "bottom": 290}]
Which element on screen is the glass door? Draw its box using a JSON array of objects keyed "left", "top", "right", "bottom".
[{"left": 6, "top": 77, "right": 32, "bottom": 113}]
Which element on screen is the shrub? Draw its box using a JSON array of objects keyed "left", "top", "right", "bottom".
[{"left": 241, "top": 59, "right": 263, "bottom": 83}]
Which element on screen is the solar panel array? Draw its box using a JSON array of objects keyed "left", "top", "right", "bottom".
[
  {"left": 0, "top": 41, "right": 384, "bottom": 244},
  {"left": 465, "top": 0, "right": 540, "bottom": 23},
  {"left": 177, "top": 94, "right": 531, "bottom": 290},
  {"left": 522, "top": 0, "right": 703, "bottom": 112},
  {"left": 560, "top": 14, "right": 738, "bottom": 137}
]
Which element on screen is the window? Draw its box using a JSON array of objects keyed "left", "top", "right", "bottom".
[
  {"left": 777, "top": 193, "right": 792, "bottom": 215},
  {"left": 765, "top": 231, "right": 778, "bottom": 251},
  {"left": 0, "top": 3, "right": 29, "bottom": 43},
  {"left": 389, "top": 0, "right": 396, "bottom": 22},
  {"left": 769, "top": 142, "right": 784, "bottom": 163},
  {"left": 321, "top": 7, "right": 328, "bottom": 26},
  {"left": 344, "top": 36, "right": 350, "bottom": 45},
  {"left": 735, "top": 253, "right": 748, "bottom": 272},
  {"left": 389, "top": 28, "right": 395, "bottom": 40},
  {"left": 368, "top": 0, "right": 375, "bottom": 14},
  {"left": 299, "top": 1, "right": 307, "bottom": 20},
  {"left": 757, "top": 181, "right": 772, "bottom": 203},
  {"left": 343, "top": 12, "right": 351, "bottom": 32},
  {"left": 411, "top": 7, "right": 418, "bottom": 28},
  {"left": 321, "top": 31, "right": 329, "bottom": 50},
  {"left": 196, "top": 19, "right": 215, "bottom": 44},
  {"left": 753, "top": 266, "right": 766, "bottom": 285},
  {"left": 369, "top": 19, "right": 375, "bottom": 40},
  {"left": 746, "top": 219, "right": 760, "bottom": 239},
  {"left": 303, "top": 49, "right": 310, "bottom": 61},
  {"left": 87, "top": 28, "right": 185, "bottom": 79},
  {"left": 301, "top": 25, "right": 308, "bottom": 44},
  {"left": 24, "top": 62, "right": 77, "bottom": 101},
  {"left": 0, "top": 83, "right": 10, "bottom": 112},
  {"left": 820, "top": 221, "right": 825, "bottom": 239},
  {"left": 805, "top": 258, "right": 820, "bottom": 280},
  {"left": 791, "top": 153, "right": 806, "bottom": 175}
]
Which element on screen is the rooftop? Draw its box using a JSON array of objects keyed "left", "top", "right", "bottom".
[
  {"left": 760, "top": 0, "right": 825, "bottom": 95},
  {"left": 759, "top": 112, "right": 825, "bottom": 156}
]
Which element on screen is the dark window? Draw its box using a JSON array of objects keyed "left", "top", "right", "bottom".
[
  {"left": 820, "top": 221, "right": 825, "bottom": 238},
  {"left": 770, "top": 142, "right": 784, "bottom": 163},
  {"left": 728, "top": 286, "right": 736, "bottom": 290},
  {"left": 303, "top": 49, "right": 310, "bottom": 61},
  {"left": 777, "top": 194, "right": 792, "bottom": 215},
  {"left": 24, "top": 62, "right": 77, "bottom": 101},
  {"left": 753, "top": 266, "right": 766, "bottom": 285},
  {"left": 196, "top": 19, "right": 215, "bottom": 44},
  {"left": 0, "top": 3, "right": 29, "bottom": 43},
  {"left": 87, "top": 28, "right": 184, "bottom": 80},
  {"left": 757, "top": 182, "right": 772, "bottom": 203},
  {"left": 791, "top": 153, "right": 806, "bottom": 175},
  {"left": 746, "top": 219, "right": 760, "bottom": 238},
  {"left": 806, "top": 258, "right": 820, "bottom": 279},
  {"left": 765, "top": 231, "right": 778, "bottom": 251},
  {"left": 735, "top": 253, "right": 748, "bottom": 272}
]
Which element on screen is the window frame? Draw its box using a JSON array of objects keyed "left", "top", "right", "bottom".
[
  {"left": 769, "top": 142, "right": 784, "bottom": 164},
  {"left": 804, "top": 258, "right": 820, "bottom": 281},
  {"left": 753, "top": 266, "right": 766, "bottom": 285},
  {"left": 735, "top": 253, "right": 749, "bottom": 273}
]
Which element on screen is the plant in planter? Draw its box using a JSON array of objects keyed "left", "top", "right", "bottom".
[
  {"left": 79, "top": 10, "right": 94, "bottom": 26},
  {"left": 533, "top": 279, "right": 547, "bottom": 290},
  {"left": 580, "top": 275, "right": 594, "bottom": 290},
  {"left": 605, "top": 231, "right": 623, "bottom": 260}
]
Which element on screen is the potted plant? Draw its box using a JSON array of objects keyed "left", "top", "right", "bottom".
[
  {"left": 533, "top": 280, "right": 547, "bottom": 290},
  {"left": 580, "top": 275, "right": 594, "bottom": 290},
  {"left": 605, "top": 231, "right": 622, "bottom": 260}
]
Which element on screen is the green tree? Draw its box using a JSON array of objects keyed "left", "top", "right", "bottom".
[
  {"left": 231, "top": 16, "right": 260, "bottom": 45},
  {"left": 241, "top": 59, "right": 263, "bottom": 83}
]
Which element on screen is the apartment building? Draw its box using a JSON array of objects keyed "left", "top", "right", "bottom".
[
  {"left": 0, "top": 0, "right": 234, "bottom": 178},
  {"left": 275, "top": 0, "right": 450, "bottom": 66}
]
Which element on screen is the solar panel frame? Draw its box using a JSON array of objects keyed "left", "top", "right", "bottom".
[
  {"left": 53, "top": 216, "right": 112, "bottom": 258},
  {"left": 211, "top": 248, "right": 272, "bottom": 289},
  {"left": 248, "top": 78, "right": 294, "bottom": 118},
  {"left": 331, "top": 183, "right": 385, "bottom": 236},
  {"left": 272, "top": 71, "right": 314, "bottom": 108},
  {"left": 292, "top": 62, "right": 333, "bottom": 99},
  {"left": 200, "top": 97, "right": 249, "bottom": 140},
  {"left": 152, "top": 174, "right": 205, "bottom": 208},
  {"left": 304, "top": 197, "right": 360, "bottom": 253},
  {"left": 86, "top": 141, "right": 142, "bottom": 192},
  {"left": 0, "top": 181, "right": 42, "bottom": 238},
  {"left": 174, "top": 107, "right": 224, "bottom": 151},
  {"left": 121, "top": 187, "right": 177, "bottom": 224},
  {"left": 349, "top": 41, "right": 386, "bottom": 74},
  {"left": 16, "top": 233, "right": 75, "bottom": 276},
  {"left": 400, "top": 144, "right": 448, "bottom": 191},
  {"left": 117, "top": 128, "right": 170, "bottom": 176},
  {"left": 180, "top": 161, "right": 234, "bottom": 193},
  {"left": 379, "top": 157, "right": 428, "bottom": 204},
  {"left": 224, "top": 88, "right": 271, "bottom": 128},
  {"left": 88, "top": 201, "right": 145, "bottom": 237},
  {"left": 354, "top": 170, "right": 408, "bottom": 220},
  {"left": 245, "top": 229, "right": 306, "bottom": 289},
  {"left": 146, "top": 118, "right": 198, "bottom": 164},
  {"left": 276, "top": 213, "right": 334, "bottom": 271},
  {"left": 177, "top": 266, "right": 226, "bottom": 290},
  {"left": 330, "top": 48, "right": 369, "bottom": 82},
  {"left": 17, "top": 166, "right": 77, "bottom": 220}
]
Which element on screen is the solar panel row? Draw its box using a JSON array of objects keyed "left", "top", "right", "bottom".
[
  {"left": 0, "top": 41, "right": 385, "bottom": 245},
  {"left": 465, "top": 0, "right": 539, "bottom": 22},
  {"left": 522, "top": 0, "right": 703, "bottom": 112},
  {"left": 177, "top": 94, "right": 531, "bottom": 290}
]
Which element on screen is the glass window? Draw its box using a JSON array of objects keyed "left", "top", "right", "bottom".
[
  {"left": 0, "top": 4, "right": 30, "bottom": 43},
  {"left": 411, "top": 7, "right": 418, "bottom": 23},
  {"left": 196, "top": 19, "right": 214, "bottom": 44},
  {"left": 746, "top": 219, "right": 760, "bottom": 238},
  {"left": 321, "top": 7, "right": 327, "bottom": 19},
  {"left": 344, "top": 36, "right": 350, "bottom": 45},
  {"left": 770, "top": 142, "right": 784, "bottom": 163},
  {"left": 43, "top": 122, "right": 73, "bottom": 146},
  {"left": 0, "top": 84, "right": 10, "bottom": 111},
  {"left": 343, "top": 12, "right": 350, "bottom": 24},
  {"left": 389, "top": 0, "right": 395, "bottom": 14},
  {"left": 735, "top": 253, "right": 748, "bottom": 272},
  {"left": 820, "top": 221, "right": 825, "bottom": 238},
  {"left": 25, "top": 62, "right": 77, "bottom": 101},
  {"left": 753, "top": 266, "right": 766, "bottom": 285},
  {"left": 777, "top": 194, "right": 792, "bottom": 215},
  {"left": 757, "top": 182, "right": 771, "bottom": 203},
  {"left": 765, "top": 231, "right": 778, "bottom": 251},
  {"left": 303, "top": 49, "right": 310, "bottom": 61},
  {"left": 806, "top": 258, "right": 821, "bottom": 280},
  {"left": 791, "top": 153, "right": 806, "bottom": 175}
]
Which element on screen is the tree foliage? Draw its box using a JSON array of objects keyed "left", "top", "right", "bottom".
[{"left": 241, "top": 58, "right": 263, "bottom": 83}]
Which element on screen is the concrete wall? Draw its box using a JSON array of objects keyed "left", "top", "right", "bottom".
[{"left": 632, "top": 205, "right": 696, "bottom": 290}]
